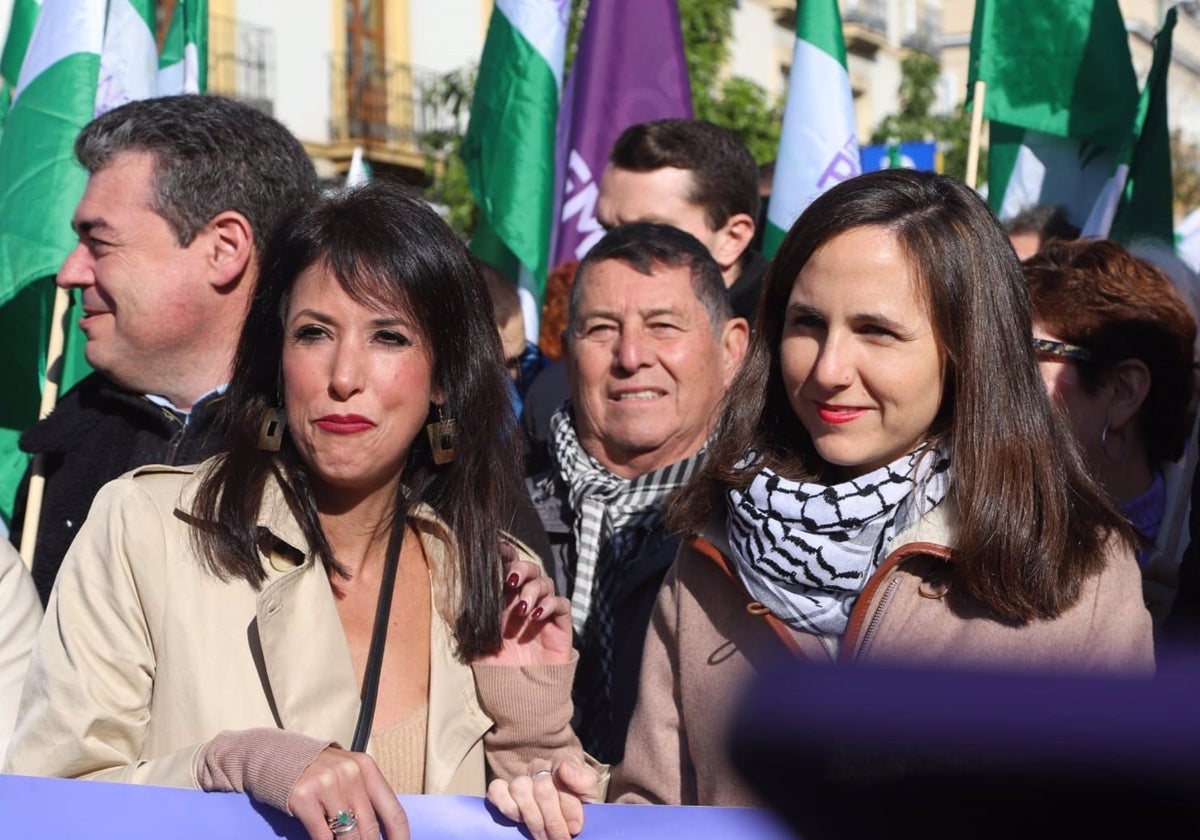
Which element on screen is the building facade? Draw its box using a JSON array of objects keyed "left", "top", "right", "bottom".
[{"left": 2, "top": 1, "right": 1198, "bottom": 180}]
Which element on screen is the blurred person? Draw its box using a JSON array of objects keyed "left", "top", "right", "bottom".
[
  {"left": 479, "top": 259, "right": 548, "bottom": 418},
  {"left": 1003, "top": 203, "right": 1080, "bottom": 260},
  {"left": 0, "top": 542, "right": 40, "bottom": 758},
  {"left": 492, "top": 170, "right": 1152, "bottom": 835},
  {"left": 1025, "top": 239, "right": 1197, "bottom": 624},
  {"left": 9, "top": 95, "right": 317, "bottom": 604},
  {"left": 538, "top": 260, "right": 579, "bottom": 363},
  {"left": 5, "top": 183, "right": 585, "bottom": 840},
  {"left": 526, "top": 223, "right": 748, "bottom": 765}
]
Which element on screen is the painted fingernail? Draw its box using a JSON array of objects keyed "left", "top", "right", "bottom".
[
  {"left": 531, "top": 607, "right": 544, "bottom": 621},
  {"left": 506, "top": 573, "right": 520, "bottom": 589},
  {"left": 517, "top": 600, "right": 528, "bottom": 617}
]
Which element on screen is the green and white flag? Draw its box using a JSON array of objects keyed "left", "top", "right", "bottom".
[
  {"left": 969, "top": 0, "right": 1138, "bottom": 228},
  {"left": 158, "top": 0, "right": 207, "bottom": 93},
  {"left": 763, "top": 0, "right": 860, "bottom": 258},
  {"left": 1084, "top": 7, "right": 1176, "bottom": 244},
  {"left": 0, "top": 0, "right": 40, "bottom": 138},
  {"left": 462, "top": 0, "right": 567, "bottom": 302},
  {"left": 0, "top": 0, "right": 206, "bottom": 526}
]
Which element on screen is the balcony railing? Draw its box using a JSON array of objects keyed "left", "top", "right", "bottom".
[
  {"left": 328, "top": 55, "right": 463, "bottom": 151},
  {"left": 842, "top": 0, "right": 888, "bottom": 35},
  {"left": 902, "top": 6, "right": 943, "bottom": 52},
  {"left": 208, "top": 14, "right": 274, "bottom": 116}
]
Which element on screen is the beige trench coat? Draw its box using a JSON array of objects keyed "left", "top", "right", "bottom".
[
  {"left": 0, "top": 539, "right": 41, "bottom": 760},
  {"left": 4, "top": 463, "right": 572, "bottom": 792}
]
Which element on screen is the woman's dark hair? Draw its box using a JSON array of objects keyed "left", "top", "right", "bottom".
[
  {"left": 672, "top": 169, "right": 1131, "bottom": 623},
  {"left": 192, "top": 180, "right": 521, "bottom": 659},
  {"left": 1024, "top": 238, "right": 1197, "bottom": 463}
]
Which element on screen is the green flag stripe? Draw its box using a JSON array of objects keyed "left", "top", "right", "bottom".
[
  {"left": 1, "top": 0, "right": 41, "bottom": 84},
  {"left": 969, "top": 0, "right": 1136, "bottom": 148},
  {"left": 762, "top": 220, "right": 787, "bottom": 260},
  {"left": 797, "top": 0, "right": 847, "bottom": 67},
  {"left": 0, "top": 53, "right": 99, "bottom": 305},
  {"left": 463, "top": 6, "right": 559, "bottom": 293},
  {"left": 1111, "top": 8, "right": 1175, "bottom": 244}
]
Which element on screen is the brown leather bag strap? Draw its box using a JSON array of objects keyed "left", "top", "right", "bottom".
[{"left": 689, "top": 537, "right": 810, "bottom": 661}]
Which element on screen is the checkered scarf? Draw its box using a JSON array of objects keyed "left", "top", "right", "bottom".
[
  {"left": 548, "top": 406, "right": 702, "bottom": 634},
  {"left": 725, "top": 444, "right": 951, "bottom": 636}
]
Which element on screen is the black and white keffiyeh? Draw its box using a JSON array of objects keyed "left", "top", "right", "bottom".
[
  {"left": 548, "top": 406, "right": 702, "bottom": 633},
  {"left": 725, "top": 444, "right": 951, "bottom": 636}
]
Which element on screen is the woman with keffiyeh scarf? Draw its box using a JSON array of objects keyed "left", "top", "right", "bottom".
[{"left": 489, "top": 170, "right": 1154, "bottom": 835}]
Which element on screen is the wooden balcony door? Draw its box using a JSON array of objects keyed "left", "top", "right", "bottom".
[{"left": 346, "top": 0, "right": 386, "bottom": 141}]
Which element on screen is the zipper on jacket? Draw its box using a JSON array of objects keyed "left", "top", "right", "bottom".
[
  {"left": 158, "top": 407, "right": 186, "bottom": 463},
  {"left": 851, "top": 575, "right": 902, "bottom": 662}
]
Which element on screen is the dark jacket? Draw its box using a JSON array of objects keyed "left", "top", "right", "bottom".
[
  {"left": 10, "top": 373, "right": 227, "bottom": 604},
  {"left": 526, "top": 471, "right": 681, "bottom": 764},
  {"left": 727, "top": 250, "right": 767, "bottom": 324}
]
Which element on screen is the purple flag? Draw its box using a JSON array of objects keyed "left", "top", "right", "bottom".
[{"left": 550, "top": 0, "right": 692, "bottom": 269}]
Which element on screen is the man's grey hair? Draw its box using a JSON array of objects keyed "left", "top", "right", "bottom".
[
  {"left": 76, "top": 94, "right": 317, "bottom": 251},
  {"left": 567, "top": 222, "right": 733, "bottom": 341}
]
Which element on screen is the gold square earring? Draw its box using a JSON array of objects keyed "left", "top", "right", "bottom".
[
  {"left": 425, "top": 405, "right": 456, "bottom": 465},
  {"left": 258, "top": 409, "right": 287, "bottom": 452}
]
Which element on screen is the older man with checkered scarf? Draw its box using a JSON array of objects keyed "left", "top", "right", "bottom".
[{"left": 526, "top": 223, "right": 748, "bottom": 765}]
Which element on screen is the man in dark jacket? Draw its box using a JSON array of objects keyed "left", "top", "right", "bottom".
[
  {"left": 528, "top": 223, "right": 748, "bottom": 764},
  {"left": 9, "top": 95, "right": 317, "bottom": 603}
]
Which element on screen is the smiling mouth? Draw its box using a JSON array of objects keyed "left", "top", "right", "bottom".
[
  {"left": 815, "top": 404, "right": 869, "bottom": 425},
  {"left": 611, "top": 390, "right": 665, "bottom": 402}
]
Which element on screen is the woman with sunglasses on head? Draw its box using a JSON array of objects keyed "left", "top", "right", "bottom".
[
  {"left": 1025, "top": 239, "right": 1198, "bottom": 624},
  {"left": 488, "top": 170, "right": 1154, "bottom": 839},
  {"left": 6, "top": 182, "right": 585, "bottom": 840}
]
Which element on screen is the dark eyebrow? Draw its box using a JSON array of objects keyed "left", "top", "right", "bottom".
[
  {"left": 786, "top": 302, "right": 915, "bottom": 336},
  {"left": 641, "top": 306, "right": 684, "bottom": 319},
  {"left": 854, "top": 312, "right": 912, "bottom": 334},
  {"left": 72, "top": 217, "right": 113, "bottom": 236},
  {"left": 289, "top": 309, "right": 415, "bottom": 331}
]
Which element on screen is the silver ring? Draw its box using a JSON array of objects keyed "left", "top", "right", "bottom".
[
  {"left": 532, "top": 769, "right": 553, "bottom": 779},
  {"left": 328, "top": 810, "right": 357, "bottom": 836}
]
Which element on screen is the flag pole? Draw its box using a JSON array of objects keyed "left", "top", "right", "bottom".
[
  {"left": 965, "top": 80, "right": 986, "bottom": 189},
  {"left": 18, "top": 284, "right": 70, "bottom": 569}
]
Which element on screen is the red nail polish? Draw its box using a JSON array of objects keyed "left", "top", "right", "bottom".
[
  {"left": 531, "top": 607, "right": 544, "bottom": 621},
  {"left": 517, "top": 600, "right": 528, "bottom": 617},
  {"left": 506, "top": 573, "right": 520, "bottom": 589}
]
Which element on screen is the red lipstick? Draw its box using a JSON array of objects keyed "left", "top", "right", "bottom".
[
  {"left": 816, "top": 404, "right": 868, "bottom": 425},
  {"left": 315, "top": 414, "right": 375, "bottom": 434}
]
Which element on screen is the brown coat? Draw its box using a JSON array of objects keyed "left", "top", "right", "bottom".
[{"left": 611, "top": 496, "right": 1155, "bottom": 806}]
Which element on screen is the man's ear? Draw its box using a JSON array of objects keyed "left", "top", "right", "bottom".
[
  {"left": 1105, "top": 358, "right": 1152, "bottom": 431},
  {"left": 719, "top": 317, "right": 751, "bottom": 387},
  {"left": 206, "top": 210, "right": 254, "bottom": 289},
  {"left": 711, "top": 212, "right": 756, "bottom": 272}
]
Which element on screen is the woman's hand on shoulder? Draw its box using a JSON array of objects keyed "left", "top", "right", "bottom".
[
  {"left": 482, "top": 544, "right": 573, "bottom": 667},
  {"left": 287, "top": 746, "right": 410, "bottom": 840},
  {"left": 487, "top": 757, "right": 600, "bottom": 840}
]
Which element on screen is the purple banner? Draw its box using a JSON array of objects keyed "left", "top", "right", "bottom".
[
  {"left": 550, "top": 0, "right": 693, "bottom": 269},
  {"left": 0, "top": 774, "right": 795, "bottom": 839}
]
